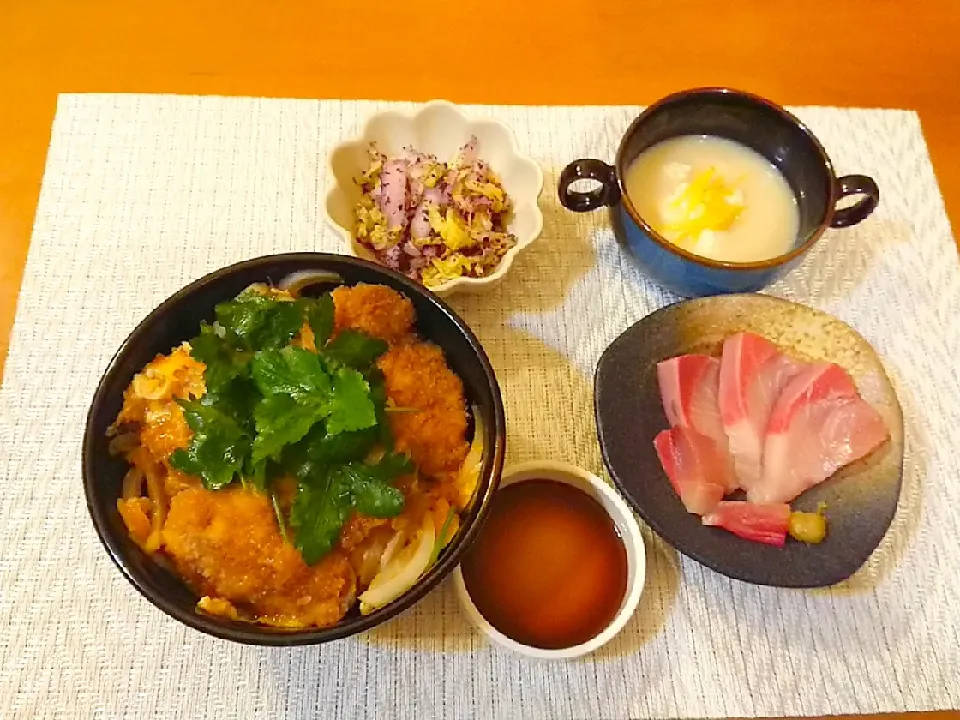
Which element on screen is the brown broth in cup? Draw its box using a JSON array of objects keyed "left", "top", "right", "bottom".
[{"left": 460, "top": 479, "right": 628, "bottom": 649}]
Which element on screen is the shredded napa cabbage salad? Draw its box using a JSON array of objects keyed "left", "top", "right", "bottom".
[{"left": 352, "top": 137, "right": 518, "bottom": 287}]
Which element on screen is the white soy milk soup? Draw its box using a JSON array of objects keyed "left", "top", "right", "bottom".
[{"left": 624, "top": 135, "right": 799, "bottom": 263}]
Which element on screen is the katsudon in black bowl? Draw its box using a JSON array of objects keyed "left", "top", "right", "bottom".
[{"left": 83, "top": 253, "right": 506, "bottom": 645}]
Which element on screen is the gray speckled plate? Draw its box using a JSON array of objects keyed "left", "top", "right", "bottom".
[{"left": 594, "top": 294, "right": 904, "bottom": 587}]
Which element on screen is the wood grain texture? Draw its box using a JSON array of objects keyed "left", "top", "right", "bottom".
[
  {"left": 0, "top": 4, "right": 956, "bottom": 713},
  {"left": 1, "top": 1, "right": 958, "bottom": 373}
]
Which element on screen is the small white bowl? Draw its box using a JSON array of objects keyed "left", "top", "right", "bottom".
[
  {"left": 323, "top": 100, "right": 545, "bottom": 296},
  {"left": 453, "top": 460, "right": 646, "bottom": 659}
]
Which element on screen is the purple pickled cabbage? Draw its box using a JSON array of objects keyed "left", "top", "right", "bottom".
[{"left": 351, "top": 136, "right": 516, "bottom": 286}]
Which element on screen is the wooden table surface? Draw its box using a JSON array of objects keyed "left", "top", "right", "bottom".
[{"left": 0, "top": 2, "right": 956, "bottom": 717}]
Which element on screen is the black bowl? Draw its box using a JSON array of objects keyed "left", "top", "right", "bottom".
[
  {"left": 82, "top": 253, "right": 506, "bottom": 645},
  {"left": 594, "top": 294, "right": 904, "bottom": 587}
]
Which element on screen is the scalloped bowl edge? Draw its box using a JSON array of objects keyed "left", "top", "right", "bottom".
[{"left": 322, "top": 100, "right": 545, "bottom": 296}]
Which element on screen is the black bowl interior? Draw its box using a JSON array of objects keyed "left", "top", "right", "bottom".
[
  {"left": 83, "top": 252, "right": 506, "bottom": 644},
  {"left": 595, "top": 294, "right": 904, "bottom": 587},
  {"left": 616, "top": 89, "right": 834, "bottom": 248}
]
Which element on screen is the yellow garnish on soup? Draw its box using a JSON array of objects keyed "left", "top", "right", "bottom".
[{"left": 662, "top": 167, "right": 746, "bottom": 245}]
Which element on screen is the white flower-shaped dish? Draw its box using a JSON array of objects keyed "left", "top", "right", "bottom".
[{"left": 324, "top": 100, "right": 545, "bottom": 296}]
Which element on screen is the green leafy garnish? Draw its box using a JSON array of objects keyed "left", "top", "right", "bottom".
[
  {"left": 189, "top": 323, "right": 251, "bottom": 393},
  {"left": 170, "top": 399, "right": 251, "bottom": 489},
  {"left": 214, "top": 289, "right": 305, "bottom": 351},
  {"left": 247, "top": 456, "right": 269, "bottom": 491},
  {"left": 304, "top": 293, "right": 335, "bottom": 346},
  {"left": 325, "top": 330, "right": 389, "bottom": 371},
  {"left": 348, "top": 467, "right": 407, "bottom": 518},
  {"left": 252, "top": 346, "right": 333, "bottom": 400},
  {"left": 281, "top": 425, "right": 379, "bottom": 479},
  {"left": 208, "top": 376, "right": 260, "bottom": 424},
  {"left": 290, "top": 471, "right": 353, "bottom": 565},
  {"left": 173, "top": 286, "right": 402, "bottom": 565},
  {"left": 290, "top": 452, "right": 412, "bottom": 564},
  {"left": 327, "top": 367, "right": 377, "bottom": 435},
  {"left": 248, "top": 347, "right": 378, "bottom": 462},
  {"left": 251, "top": 394, "right": 329, "bottom": 465}
]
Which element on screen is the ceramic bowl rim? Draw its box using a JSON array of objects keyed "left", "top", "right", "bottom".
[
  {"left": 614, "top": 86, "right": 840, "bottom": 271},
  {"left": 592, "top": 292, "right": 905, "bottom": 588},
  {"left": 322, "top": 99, "right": 546, "bottom": 295},
  {"left": 452, "top": 460, "right": 646, "bottom": 659},
  {"left": 82, "top": 251, "right": 507, "bottom": 645}
]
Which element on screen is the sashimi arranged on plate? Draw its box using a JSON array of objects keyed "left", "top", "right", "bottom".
[{"left": 654, "top": 331, "right": 890, "bottom": 547}]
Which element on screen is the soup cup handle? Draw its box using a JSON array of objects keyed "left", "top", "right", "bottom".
[
  {"left": 831, "top": 175, "right": 880, "bottom": 228},
  {"left": 558, "top": 159, "right": 621, "bottom": 212}
]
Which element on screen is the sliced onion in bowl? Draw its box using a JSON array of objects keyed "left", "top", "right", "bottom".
[
  {"left": 358, "top": 514, "right": 436, "bottom": 615},
  {"left": 377, "top": 529, "right": 407, "bottom": 574},
  {"left": 456, "top": 408, "right": 484, "bottom": 509},
  {"left": 278, "top": 270, "right": 344, "bottom": 297}
]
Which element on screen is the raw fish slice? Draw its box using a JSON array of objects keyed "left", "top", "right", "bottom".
[
  {"left": 701, "top": 501, "right": 791, "bottom": 547},
  {"left": 719, "top": 333, "right": 804, "bottom": 492},
  {"left": 752, "top": 363, "right": 888, "bottom": 504},
  {"left": 766, "top": 362, "right": 858, "bottom": 432},
  {"left": 658, "top": 355, "right": 738, "bottom": 492},
  {"left": 658, "top": 355, "right": 724, "bottom": 440},
  {"left": 653, "top": 427, "right": 732, "bottom": 515}
]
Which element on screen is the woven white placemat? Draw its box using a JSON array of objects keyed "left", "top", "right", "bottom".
[{"left": 1, "top": 94, "right": 958, "bottom": 720}]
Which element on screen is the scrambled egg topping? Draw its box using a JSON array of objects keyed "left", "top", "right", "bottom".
[
  {"left": 354, "top": 198, "right": 394, "bottom": 251},
  {"left": 426, "top": 206, "right": 472, "bottom": 251},
  {"left": 119, "top": 344, "right": 205, "bottom": 462},
  {"left": 419, "top": 162, "right": 444, "bottom": 189},
  {"left": 661, "top": 167, "right": 746, "bottom": 247}
]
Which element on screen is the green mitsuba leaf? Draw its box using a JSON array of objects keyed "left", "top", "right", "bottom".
[
  {"left": 341, "top": 462, "right": 407, "bottom": 518},
  {"left": 327, "top": 367, "right": 377, "bottom": 436},
  {"left": 248, "top": 347, "right": 377, "bottom": 464},
  {"left": 188, "top": 322, "right": 251, "bottom": 394},
  {"left": 251, "top": 394, "right": 330, "bottom": 465},
  {"left": 303, "top": 293, "right": 335, "bottom": 347},
  {"left": 170, "top": 398, "right": 250, "bottom": 489},
  {"left": 281, "top": 424, "right": 379, "bottom": 480},
  {"left": 251, "top": 346, "right": 333, "bottom": 400},
  {"left": 214, "top": 290, "right": 305, "bottom": 351},
  {"left": 290, "top": 471, "right": 354, "bottom": 565},
  {"left": 324, "top": 330, "right": 388, "bottom": 371},
  {"left": 289, "top": 451, "right": 412, "bottom": 565}
]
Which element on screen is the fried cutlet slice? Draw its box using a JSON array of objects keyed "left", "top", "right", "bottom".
[
  {"left": 332, "top": 284, "right": 415, "bottom": 343},
  {"left": 377, "top": 341, "right": 469, "bottom": 477}
]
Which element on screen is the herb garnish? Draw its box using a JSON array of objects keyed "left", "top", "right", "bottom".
[{"left": 170, "top": 287, "right": 410, "bottom": 565}]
